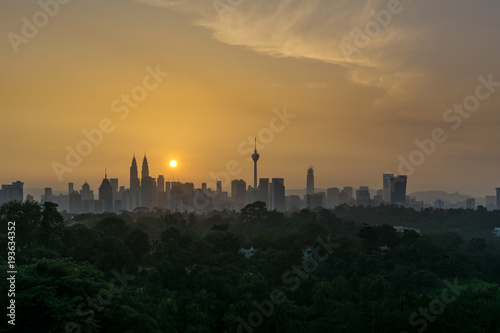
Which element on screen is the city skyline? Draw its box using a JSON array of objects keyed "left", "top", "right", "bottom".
[
  {"left": 2, "top": 1, "right": 500, "bottom": 196},
  {"left": 3, "top": 150, "right": 500, "bottom": 213}
]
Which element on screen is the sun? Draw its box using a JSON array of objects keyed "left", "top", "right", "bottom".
[{"left": 169, "top": 160, "right": 177, "bottom": 168}]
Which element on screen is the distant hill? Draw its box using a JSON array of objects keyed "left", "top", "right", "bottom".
[{"left": 409, "top": 190, "right": 473, "bottom": 205}]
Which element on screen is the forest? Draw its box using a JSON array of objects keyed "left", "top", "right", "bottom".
[{"left": 1, "top": 201, "right": 500, "bottom": 332}]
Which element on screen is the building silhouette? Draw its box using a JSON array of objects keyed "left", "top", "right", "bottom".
[
  {"left": 0, "top": 181, "right": 23, "bottom": 205},
  {"left": 326, "top": 187, "right": 340, "bottom": 208},
  {"left": 231, "top": 179, "right": 247, "bottom": 210},
  {"left": 383, "top": 173, "right": 394, "bottom": 203},
  {"left": 251, "top": 138, "right": 260, "bottom": 189},
  {"left": 271, "top": 178, "right": 285, "bottom": 211},
  {"left": 356, "top": 186, "right": 371, "bottom": 207},
  {"left": 258, "top": 178, "right": 270, "bottom": 208},
  {"left": 141, "top": 154, "right": 157, "bottom": 209},
  {"left": 42, "top": 187, "right": 52, "bottom": 203},
  {"left": 496, "top": 188, "right": 500, "bottom": 210},
  {"left": 127, "top": 155, "right": 141, "bottom": 210},
  {"left": 130, "top": 154, "right": 140, "bottom": 190},
  {"left": 391, "top": 175, "right": 408, "bottom": 205},
  {"left": 98, "top": 170, "right": 113, "bottom": 212},
  {"left": 69, "top": 190, "right": 81, "bottom": 213},
  {"left": 466, "top": 198, "right": 475, "bottom": 210},
  {"left": 307, "top": 192, "right": 325, "bottom": 209},
  {"left": 141, "top": 154, "right": 149, "bottom": 180},
  {"left": 306, "top": 167, "right": 314, "bottom": 195}
]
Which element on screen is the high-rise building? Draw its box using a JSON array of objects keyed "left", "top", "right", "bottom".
[
  {"left": 42, "top": 187, "right": 52, "bottom": 203},
  {"left": 157, "top": 175, "right": 165, "bottom": 192},
  {"left": 485, "top": 196, "right": 496, "bottom": 210},
  {"left": 356, "top": 186, "right": 371, "bottom": 207},
  {"left": 338, "top": 189, "right": 349, "bottom": 206},
  {"left": 271, "top": 178, "right": 285, "bottom": 211},
  {"left": 68, "top": 182, "right": 74, "bottom": 195},
  {"left": 141, "top": 177, "right": 157, "bottom": 209},
  {"left": 130, "top": 154, "right": 140, "bottom": 190},
  {"left": 142, "top": 154, "right": 150, "bottom": 179},
  {"left": 306, "top": 167, "right": 314, "bottom": 195},
  {"left": 307, "top": 192, "right": 325, "bottom": 209},
  {"left": 251, "top": 138, "right": 260, "bottom": 189},
  {"left": 466, "top": 198, "right": 475, "bottom": 210},
  {"left": 0, "top": 181, "right": 24, "bottom": 205},
  {"left": 391, "top": 175, "right": 407, "bottom": 205},
  {"left": 231, "top": 179, "right": 247, "bottom": 210},
  {"left": 99, "top": 170, "right": 113, "bottom": 212},
  {"left": 110, "top": 178, "right": 118, "bottom": 193},
  {"left": 496, "top": 188, "right": 500, "bottom": 210},
  {"left": 326, "top": 187, "right": 340, "bottom": 208},
  {"left": 81, "top": 182, "right": 93, "bottom": 200},
  {"left": 81, "top": 182, "right": 94, "bottom": 213},
  {"left": 383, "top": 173, "right": 394, "bottom": 203},
  {"left": 258, "top": 178, "right": 270, "bottom": 207},
  {"left": 69, "top": 191, "right": 81, "bottom": 213},
  {"left": 343, "top": 186, "right": 354, "bottom": 205}
]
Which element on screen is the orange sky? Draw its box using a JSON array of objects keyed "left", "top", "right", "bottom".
[{"left": 1, "top": 0, "right": 500, "bottom": 196}]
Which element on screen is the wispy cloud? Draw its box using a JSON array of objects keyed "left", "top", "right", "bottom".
[{"left": 133, "top": 0, "right": 428, "bottom": 89}]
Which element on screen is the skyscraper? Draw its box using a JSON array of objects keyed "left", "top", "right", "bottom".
[
  {"left": 42, "top": 187, "right": 52, "bottom": 203},
  {"left": 383, "top": 173, "right": 394, "bottom": 203},
  {"left": 142, "top": 154, "right": 150, "bottom": 180},
  {"left": 157, "top": 175, "right": 165, "bottom": 192},
  {"left": 130, "top": 154, "right": 140, "bottom": 190},
  {"left": 391, "top": 175, "right": 407, "bottom": 205},
  {"left": 251, "top": 138, "right": 260, "bottom": 189},
  {"left": 0, "top": 181, "right": 24, "bottom": 205},
  {"left": 496, "top": 188, "right": 500, "bottom": 210},
  {"left": 258, "top": 178, "right": 270, "bottom": 207},
  {"left": 141, "top": 176, "right": 157, "bottom": 209},
  {"left": 231, "top": 179, "right": 247, "bottom": 210},
  {"left": 356, "top": 186, "right": 371, "bottom": 207},
  {"left": 306, "top": 166, "right": 314, "bottom": 195},
  {"left": 271, "top": 178, "right": 285, "bottom": 212},
  {"left": 99, "top": 170, "right": 113, "bottom": 212},
  {"left": 326, "top": 187, "right": 340, "bottom": 208}
]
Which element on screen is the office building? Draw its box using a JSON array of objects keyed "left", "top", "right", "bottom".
[
  {"left": 356, "top": 186, "right": 371, "bottom": 207},
  {"left": 326, "top": 187, "right": 340, "bottom": 209},
  {"left": 0, "top": 181, "right": 23, "bottom": 205},
  {"left": 383, "top": 173, "right": 394, "bottom": 203},
  {"left": 231, "top": 179, "right": 247, "bottom": 210},
  {"left": 99, "top": 170, "right": 113, "bottom": 212},
  {"left": 391, "top": 175, "right": 407, "bottom": 205},
  {"left": 497, "top": 188, "right": 500, "bottom": 210},
  {"left": 271, "top": 178, "right": 285, "bottom": 211}
]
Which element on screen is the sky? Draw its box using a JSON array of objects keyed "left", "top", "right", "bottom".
[{"left": 1, "top": 0, "right": 499, "bottom": 197}]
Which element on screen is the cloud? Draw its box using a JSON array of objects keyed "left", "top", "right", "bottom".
[{"left": 134, "top": 0, "right": 500, "bottom": 108}]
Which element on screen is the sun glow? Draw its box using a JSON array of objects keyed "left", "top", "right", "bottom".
[{"left": 170, "top": 160, "right": 177, "bottom": 168}]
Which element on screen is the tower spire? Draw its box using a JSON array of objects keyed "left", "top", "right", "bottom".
[{"left": 251, "top": 137, "right": 260, "bottom": 189}]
